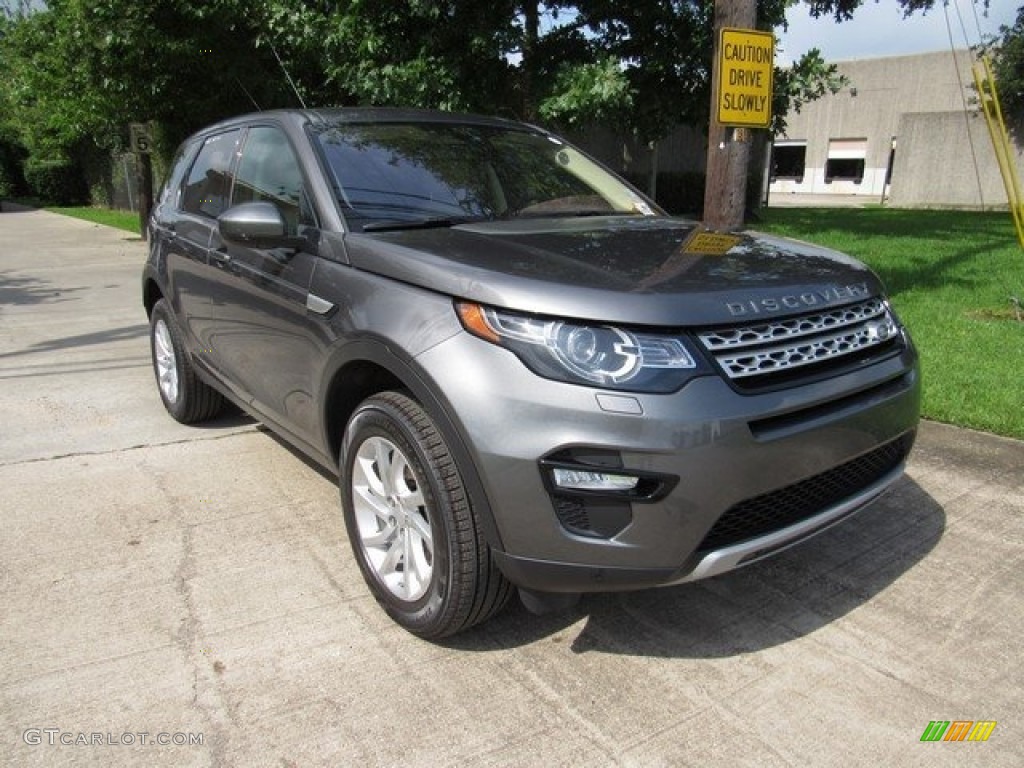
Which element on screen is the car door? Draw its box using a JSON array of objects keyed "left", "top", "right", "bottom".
[
  {"left": 162, "top": 128, "right": 243, "bottom": 364},
  {"left": 206, "top": 123, "right": 327, "bottom": 445}
]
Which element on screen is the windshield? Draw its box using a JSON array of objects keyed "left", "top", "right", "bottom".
[{"left": 313, "top": 121, "right": 658, "bottom": 231}]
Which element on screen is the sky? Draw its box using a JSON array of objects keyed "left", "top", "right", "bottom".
[{"left": 776, "top": 0, "right": 1019, "bottom": 65}]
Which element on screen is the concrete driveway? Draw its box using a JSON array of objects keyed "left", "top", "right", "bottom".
[{"left": 1, "top": 208, "right": 1021, "bottom": 767}]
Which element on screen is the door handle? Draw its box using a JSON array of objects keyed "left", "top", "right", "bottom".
[
  {"left": 306, "top": 293, "right": 335, "bottom": 315},
  {"left": 210, "top": 248, "right": 231, "bottom": 264}
]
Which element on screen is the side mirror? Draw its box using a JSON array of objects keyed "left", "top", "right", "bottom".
[{"left": 218, "top": 202, "right": 305, "bottom": 249}]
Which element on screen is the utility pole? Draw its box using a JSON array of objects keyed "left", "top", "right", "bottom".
[
  {"left": 703, "top": 0, "right": 758, "bottom": 231},
  {"left": 521, "top": 1, "right": 540, "bottom": 121}
]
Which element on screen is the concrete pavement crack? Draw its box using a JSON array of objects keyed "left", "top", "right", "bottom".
[
  {"left": 148, "top": 460, "right": 237, "bottom": 767},
  {"left": 0, "top": 428, "right": 260, "bottom": 468}
]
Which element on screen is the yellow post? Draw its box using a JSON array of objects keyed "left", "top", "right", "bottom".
[{"left": 973, "top": 56, "right": 1024, "bottom": 249}]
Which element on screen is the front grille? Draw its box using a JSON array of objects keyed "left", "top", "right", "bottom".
[
  {"left": 697, "top": 433, "right": 914, "bottom": 553},
  {"left": 697, "top": 299, "right": 902, "bottom": 388}
]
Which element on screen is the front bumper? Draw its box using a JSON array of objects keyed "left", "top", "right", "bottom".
[
  {"left": 416, "top": 331, "right": 921, "bottom": 593},
  {"left": 493, "top": 458, "right": 906, "bottom": 593}
]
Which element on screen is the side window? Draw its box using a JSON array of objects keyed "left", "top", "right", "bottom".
[
  {"left": 182, "top": 129, "right": 242, "bottom": 219},
  {"left": 232, "top": 126, "right": 313, "bottom": 235},
  {"left": 159, "top": 139, "right": 199, "bottom": 209}
]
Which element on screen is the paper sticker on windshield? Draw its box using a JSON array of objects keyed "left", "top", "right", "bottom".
[{"left": 682, "top": 230, "right": 742, "bottom": 255}]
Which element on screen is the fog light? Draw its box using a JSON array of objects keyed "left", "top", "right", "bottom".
[{"left": 552, "top": 468, "right": 640, "bottom": 492}]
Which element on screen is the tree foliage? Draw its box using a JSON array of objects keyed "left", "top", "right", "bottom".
[
  {"left": 984, "top": 5, "right": 1024, "bottom": 127},
  {"left": 0, "top": 0, "right": 955, "bottom": 204},
  {"left": 772, "top": 48, "right": 849, "bottom": 135},
  {"left": 538, "top": 57, "right": 635, "bottom": 128},
  {"left": 1, "top": 1, "right": 313, "bottom": 159},
  {"left": 552, "top": 0, "right": 718, "bottom": 141},
  {"left": 802, "top": 0, "right": 951, "bottom": 22}
]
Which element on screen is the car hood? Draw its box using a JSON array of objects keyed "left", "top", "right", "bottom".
[{"left": 342, "top": 216, "right": 883, "bottom": 326}]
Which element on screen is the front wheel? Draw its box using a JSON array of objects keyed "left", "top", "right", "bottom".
[{"left": 340, "top": 391, "right": 511, "bottom": 638}]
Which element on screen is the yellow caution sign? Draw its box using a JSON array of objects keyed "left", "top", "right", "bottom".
[
  {"left": 682, "top": 230, "right": 742, "bottom": 256},
  {"left": 717, "top": 28, "right": 774, "bottom": 129}
]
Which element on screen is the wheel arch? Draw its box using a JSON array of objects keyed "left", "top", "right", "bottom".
[
  {"left": 142, "top": 272, "right": 164, "bottom": 318},
  {"left": 321, "top": 340, "right": 505, "bottom": 552}
]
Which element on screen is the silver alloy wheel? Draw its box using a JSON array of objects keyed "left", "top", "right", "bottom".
[
  {"left": 351, "top": 435, "right": 434, "bottom": 601},
  {"left": 153, "top": 318, "right": 180, "bottom": 405}
]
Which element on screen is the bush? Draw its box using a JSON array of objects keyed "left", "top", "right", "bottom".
[
  {"left": 0, "top": 138, "right": 28, "bottom": 199},
  {"left": 24, "top": 157, "right": 89, "bottom": 205},
  {"left": 0, "top": 165, "right": 16, "bottom": 199}
]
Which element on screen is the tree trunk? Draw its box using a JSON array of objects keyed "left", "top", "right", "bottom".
[{"left": 702, "top": 0, "right": 758, "bottom": 231}]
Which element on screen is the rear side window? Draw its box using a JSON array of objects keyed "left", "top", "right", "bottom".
[
  {"left": 232, "top": 126, "right": 313, "bottom": 235},
  {"left": 182, "top": 129, "right": 242, "bottom": 218},
  {"left": 159, "top": 139, "right": 199, "bottom": 208}
]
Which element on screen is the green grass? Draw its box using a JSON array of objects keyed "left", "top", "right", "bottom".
[
  {"left": 46, "top": 205, "right": 141, "bottom": 234},
  {"left": 760, "top": 208, "right": 1024, "bottom": 440}
]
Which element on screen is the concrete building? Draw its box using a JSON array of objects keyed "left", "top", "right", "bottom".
[
  {"left": 574, "top": 49, "right": 1017, "bottom": 211},
  {"left": 769, "top": 49, "right": 1015, "bottom": 209}
]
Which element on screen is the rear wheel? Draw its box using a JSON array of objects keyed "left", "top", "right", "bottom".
[
  {"left": 149, "top": 299, "right": 224, "bottom": 424},
  {"left": 340, "top": 391, "right": 511, "bottom": 638}
]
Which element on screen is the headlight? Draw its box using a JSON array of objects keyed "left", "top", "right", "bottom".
[{"left": 456, "top": 302, "right": 706, "bottom": 393}]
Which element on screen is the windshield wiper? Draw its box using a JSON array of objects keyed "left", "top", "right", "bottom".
[
  {"left": 513, "top": 208, "right": 636, "bottom": 220},
  {"left": 362, "top": 215, "right": 485, "bottom": 233}
]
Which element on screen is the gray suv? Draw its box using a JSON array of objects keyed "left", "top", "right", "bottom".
[{"left": 142, "top": 108, "right": 920, "bottom": 638}]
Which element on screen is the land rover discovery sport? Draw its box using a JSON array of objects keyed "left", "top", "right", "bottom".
[{"left": 142, "top": 108, "right": 920, "bottom": 638}]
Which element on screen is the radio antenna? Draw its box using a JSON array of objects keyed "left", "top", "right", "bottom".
[
  {"left": 270, "top": 42, "right": 308, "bottom": 109},
  {"left": 235, "top": 78, "right": 262, "bottom": 111}
]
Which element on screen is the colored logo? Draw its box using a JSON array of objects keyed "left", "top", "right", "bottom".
[{"left": 920, "top": 721, "right": 997, "bottom": 742}]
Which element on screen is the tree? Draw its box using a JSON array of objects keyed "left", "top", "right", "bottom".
[
  {"left": 282, "top": 1, "right": 519, "bottom": 113},
  {"left": 0, "top": 28, "right": 26, "bottom": 198},
  {"left": 0, "top": 2, "right": 304, "bottom": 183},
  {"left": 772, "top": 49, "right": 849, "bottom": 135},
  {"left": 983, "top": 5, "right": 1024, "bottom": 128},
  {"left": 0, "top": 0, "right": 951, "bottom": 212}
]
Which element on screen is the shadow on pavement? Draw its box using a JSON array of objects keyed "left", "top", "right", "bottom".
[
  {"left": 0, "top": 324, "right": 150, "bottom": 360},
  {"left": 0, "top": 270, "right": 87, "bottom": 308},
  {"left": 446, "top": 475, "right": 943, "bottom": 658},
  {"left": 205, "top": 414, "right": 945, "bottom": 660}
]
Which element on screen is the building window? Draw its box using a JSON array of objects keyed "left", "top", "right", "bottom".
[
  {"left": 771, "top": 142, "right": 806, "bottom": 181},
  {"left": 825, "top": 138, "right": 866, "bottom": 184}
]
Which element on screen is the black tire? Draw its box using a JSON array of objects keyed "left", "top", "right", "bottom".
[
  {"left": 340, "top": 391, "right": 512, "bottom": 638},
  {"left": 149, "top": 299, "right": 224, "bottom": 424}
]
